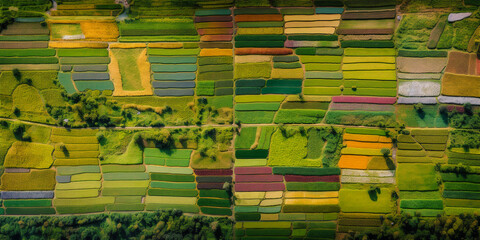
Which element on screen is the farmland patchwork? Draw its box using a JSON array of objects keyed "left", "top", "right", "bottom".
[{"left": 1, "top": 0, "right": 480, "bottom": 239}]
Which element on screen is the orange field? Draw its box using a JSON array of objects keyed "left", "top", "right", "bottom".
[{"left": 338, "top": 155, "right": 371, "bottom": 169}]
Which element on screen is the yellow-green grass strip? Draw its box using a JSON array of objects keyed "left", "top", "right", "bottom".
[
  {"left": 344, "top": 48, "right": 396, "bottom": 56},
  {"left": 55, "top": 144, "right": 98, "bottom": 151},
  {"left": 54, "top": 150, "right": 99, "bottom": 159},
  {"left": 71, "top": 173, "right": 102, "bottom": 181},
  {"left": 103, "top": 172, "right": 149, "bottom": 181},
  {"left": 150, "top": 181, "right": 196, "bottom": 189},
  {"left": 56, "top": 181, "right": 101, "bottom": 190},
  {"left": 103, "top": 180, "right": 149, "bottom": 188},
  {"left": 343, "top": 56, "right": 395, "bottom": 64},
  {"left": 343, "top": 63, "right": 395, "bottom": 70},
  {"left": 55, "top": 189, "right": 99, "bottom": 198},
  {"left": 145, "top": 196, "right": 197, "bottom": 205},
  {"left": 56, "top": 166, "right": 100, "bottom": 175},
  {"left": 146, "top": 165, "right": 193, "bottom": 174},
  {"left": 341, "top": 148, "right": 384, "bottom": 156}
]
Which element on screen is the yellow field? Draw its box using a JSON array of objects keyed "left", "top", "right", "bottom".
[
  {"left": 284, "top": 198, "right": 339, "bottom": 205},
  {"left": 285, "top": 191, "right": 338, "bottom": 198},
  {"left": 343, "top": 133, "right": 391, "bottom": 143},
  {"left": 442, "top": 73, "right": 480, "bottom": 98},
  {"left": 49, "top": 41, "right": 108, "bottom": 48},
  {"left": 81, "top": 21, "right": 119, "bottom": 41}
]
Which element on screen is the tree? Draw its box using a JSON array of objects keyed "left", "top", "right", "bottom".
[
  {"left": 13, "top": 107, "right": 20, "bottom": 116},
  {"left": 12, "top": 68, "right": 21, "bottom": 81},
  {"left": 464, "top": 102, "right": 473, "bottom": 115},
  {"left": 414, "top": 103, "right": 424, "bottom": 113},
  {"left": 381, "top": 148, "right": 391, "bottom": 157}
]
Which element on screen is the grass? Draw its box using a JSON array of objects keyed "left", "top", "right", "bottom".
[
  {"left": 339, "top": 19, "right": 395, "bottom": 30},
  {"left": 4, "top": 141, "right": 54, "bottom": 168},
  {"left": 396, "top": 104, "right": 448, "bottom": 128},
  {"left": 452, "top": 13, "right": 480, "bottom": 51},
  {"left": 41, "top": 89, "right": 66, "bottom": 107},
  {"left": 325, "top": 111, "right": 396, "bottom": 127},
  {"left": 103, "top": 137, "right": 143, "bottom": 165},
  {"left": 118, "top": 19, "right": 197, "bottom": 36},
  {"left": 274, "top": 110, "right": 326, "bottom": 124},
  {"left": 235, "top": 127, "right": 257, "bottom": 149},
  {"left": 58, "top": 49, "right": 108, "bottom": 57},
  {"left": 111, "top": 48, "right": 144, "bottom": 91},
  {"left": 112, "top": 96, "right": 194, "bottom": 126},
  {"left": 0, "top": 49, "right": 56, "bottom": 57},
  {"left": 234, "top": 103, "right": 281, "bottom": 111},
  {"left": 307, "top": 128, "right": 325, "bottom": 159},
  {"left": 339, "top": 188, "right": 394, "bottom": 213},
  {"left": 397, "top": 164, "right": 438, "bottom": 191},
  {"left": 99, "top": 130, "right": 143, "bottom": 165},
  {"left": 235, "top": 95, "right": 285, "bottom": 103},
  {"left": 437, "top": 23, "right": 454, "bottom": 49},
  {"left": 257, "top": 126, "right": 275, "bottom": 150},
  {"left": 207, "top": 96, "right": 233, "bottom": 109},
  {"left": 51, "top": 23, "right": 83, "bottom": 39},
  {"left": 395, "top": 13, "right": 439, "bottom": 50},
  {"left": 12, "top": 84, "right": 54, "bottom": 124},
  {"left": 269, "top": 128, "right": 309, "bottom": 166},
  {"left": 191, "top": 151, "right": 232, "bottom": 169},
  {"left": 234, "top": 63, "right": 271, "bottom": 79},
  {"left": 235, "top": 111, "right": 276, "bottom": 124},
  {"left": 1, "top": 170, "right": 56, "bottom": 191}
]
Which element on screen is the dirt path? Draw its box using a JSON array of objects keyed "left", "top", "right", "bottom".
[{"left": 0, "top": 117, "right": 455, "bottom": 131}]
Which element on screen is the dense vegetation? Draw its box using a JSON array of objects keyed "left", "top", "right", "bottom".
[
  {"left": 346, "top": 213, "right": 480, "bottom": 240},
  {"left": 0, "top": 210, "right": 233, "bottom": 239}
]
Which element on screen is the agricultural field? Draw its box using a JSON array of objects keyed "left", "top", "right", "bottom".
[{"left": 1, "top": 0, "right": 480, "bottom": 239}]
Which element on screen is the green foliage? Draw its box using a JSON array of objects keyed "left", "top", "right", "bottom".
[
  {"left": 453, "top": 11, "right": 480, "bottom": 51},
  {"left": 9, "top": 122, "right": 30, "bottom": 141},
  {"left": 414, "top": 103, "right": 424, "bottom": 113},
  {"left": 48, "top": 90, "right": 123, "bottom": 128},
  {"left": 447, "top": 111, "right": 480, "bottom": 129},
  {"left": 0, "top": 211, "right": 232, "bottom": 239},
  {"left": 12, "top": 68, "right": 21, "bottom": 81},
  {"left": 140, "top": 129, "right": 172, "bottom": 149},
  {"left": 396, "top": 13, "right": 440, "bottom": 49},
  {"left": 381, "top": 148, "right": 391, "bottom": 157},
  {"left": 449, "top": 130, "right": 480, "bottom": 150},
  {"left": 346, "top": 213, "right": 480, "bottom": 240},
  {"left": 437, "top": 23, "right": 454, "bottom": 49},
  {"left": 325, "top": 111, "right": 397, "bottom": 128}
]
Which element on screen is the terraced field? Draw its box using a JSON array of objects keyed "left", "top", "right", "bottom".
[{"left": 1, "top": 0, "right": 480, "bottom": 239}]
